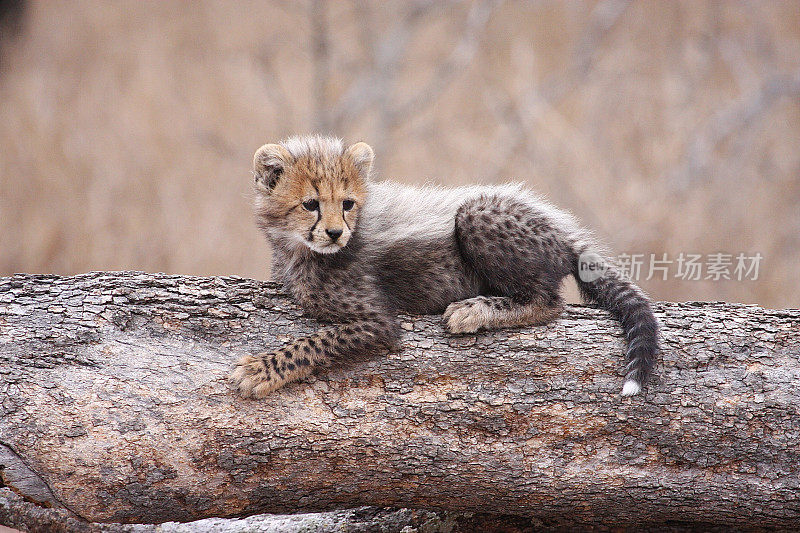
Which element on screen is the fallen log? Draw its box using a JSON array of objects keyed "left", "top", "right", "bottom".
[{"left": 0, "top": 272, "right": 798, "bottom": 530}]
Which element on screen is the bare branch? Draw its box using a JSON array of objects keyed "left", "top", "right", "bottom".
[
  {"left": 386, "top": 0, "right": 504, "bottom": 125},
  {"left": 486, "top": 0, "right": 632, "bottom": 161},
  {"left": 328, "top": 1, "right": 445, "bottom": 130},
  {"left": 671, "top": 70, "right": 800, "bottom": 192},
  {"left": 532, "top": 0, "right": 631, "bottom": 105},
  {"left": 310, "top": 0, "right": 332, "bottom": 132},
  {"left": 479, "top": 0, "right": 631, "bottom": 229}
]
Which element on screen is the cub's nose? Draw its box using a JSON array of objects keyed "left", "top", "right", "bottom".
[{"left": 325, "top": 228, "right": 343, "bottom": 242}]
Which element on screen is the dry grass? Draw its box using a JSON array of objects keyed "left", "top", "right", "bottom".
[{"left": 1, "top": 0, "right": 798, "bottom": 307}]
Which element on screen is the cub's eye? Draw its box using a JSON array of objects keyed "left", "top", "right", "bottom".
[
  {"left": 302, "top": 199, "right": 319, "bottom": 211},
  {"left": 342, "top": 199, "right": 355, "bottom": 211}
]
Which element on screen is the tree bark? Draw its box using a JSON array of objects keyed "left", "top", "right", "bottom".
[
  {"left": 0, "top": 487, "right": 477, "bottom": 533},
  {"left": 1, "top": 272, "right": 798, "bottom": 530}
]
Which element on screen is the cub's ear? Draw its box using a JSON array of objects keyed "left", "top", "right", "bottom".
[
  {"left": 346, "top": 142, "right": 374, "bottom": 181},
  {"left": 253, "top": 144, "right": 292, "bottom": 190}
]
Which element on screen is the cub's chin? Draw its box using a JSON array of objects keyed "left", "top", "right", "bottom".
[{"left": 306, "top": 241, "right": 344, "bottom": 255}]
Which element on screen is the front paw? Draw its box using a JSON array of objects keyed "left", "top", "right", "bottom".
[
  {"left": 443, "top": 299, "right": 487, "bottom": 334},
  {"left": 229, "top": 354, "right": 278, "bottom": 398}
]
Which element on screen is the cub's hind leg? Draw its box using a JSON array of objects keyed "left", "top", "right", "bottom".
[
  {"left": 446, "top": 195, "right": 572, "bottom": 334},
  {"left": 444, "top": 295, "right": 563, "bottom": 334}
]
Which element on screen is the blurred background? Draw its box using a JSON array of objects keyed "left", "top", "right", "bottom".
[{"left": 0, "top": 0, "right": 798, "bottom": 307}]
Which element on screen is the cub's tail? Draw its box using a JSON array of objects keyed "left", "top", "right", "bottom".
[{"left": 572, "top": 250, "right": 659, "bottom": 396}]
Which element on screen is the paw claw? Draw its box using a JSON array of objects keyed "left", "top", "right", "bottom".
[
  {"left": 443, "top": 300, "right": 484, "bottom": 334},
  {"left": 229, "top": 354, "right": 276, "bottom": 398}
]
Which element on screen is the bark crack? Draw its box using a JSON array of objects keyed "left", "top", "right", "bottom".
[{"left": 0, "top": 440, "right": 89, "bottom": 522}]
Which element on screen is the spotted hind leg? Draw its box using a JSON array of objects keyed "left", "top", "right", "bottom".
[
  {"left": 443, "top": 295, "right": 564, "bottom": 334},
  {"left": 447, "top": 194, "right": 572, "bottom": 334}
]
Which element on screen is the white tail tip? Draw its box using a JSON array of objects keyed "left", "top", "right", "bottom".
[{"left": 621, "top": 380, "right": 641, "bottom": 396}]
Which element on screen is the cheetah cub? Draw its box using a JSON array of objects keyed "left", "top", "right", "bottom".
[{"left": 230, "top": 135, "right": 658, "bottom": 398}]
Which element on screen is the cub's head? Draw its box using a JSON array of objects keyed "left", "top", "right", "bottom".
[{"left": 252, "top": 136, "right": 372, "bottom": 254}]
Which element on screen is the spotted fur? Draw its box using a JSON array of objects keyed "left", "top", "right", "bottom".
[{"left": 230, "top": 135, "right": 659, "bottom": 398}]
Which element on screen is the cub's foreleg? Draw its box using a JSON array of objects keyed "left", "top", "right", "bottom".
[{"left": 230, "top": 314, "right": 399, "bottom": 398}]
